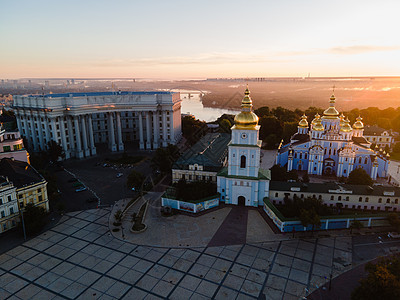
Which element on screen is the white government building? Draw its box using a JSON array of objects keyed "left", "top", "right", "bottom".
[{"left": 12, "top": 91, "right": 182, "bottom": 159}]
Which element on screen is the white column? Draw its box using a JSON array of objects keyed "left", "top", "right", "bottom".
[
  {"left": 44, "top": 116, "right": 51, "bottom": 145},
  {"left": 138, "top": 112, "right": 144, "bottom": 150},
  {"left": 50, "top": 117, "right": 57, "bottom": 143},
  {"left": 153, "top": 111, "right": 159, "bottom": 149},
  {"left": 146, "top": 111, "right": 151, "bottom": 149},
  {"left": 116, "top": 112, "right": 124, "bottom": 151},
  {"left": 29, "top": 112, "right": 38, "bottom": 151},
  {"left": 162, "top": 111, "right": 167, "bottom": 147},
  {"left": 81, "top": 115, "right": 90, "bottom": 157},
  {"left": 59, "top": 117, "right": 69, "bottom": 159},
  {"left": 108, "top": 112, "right": 117, "bottom": 151},
  {"left": 67, "top": 116, "right": 74, "bottom": 153},
  {"left": 36, "top": 114, "right": 45, "bottom": 151},
  {"left": 87, "top": 114, "right": 96, "bottom": 155},
  {"left": 73, "top": 116, "right": 83, "bottom": 158},
  {"left": 170, "top": 110, "right": 175, "bottom": 144}
]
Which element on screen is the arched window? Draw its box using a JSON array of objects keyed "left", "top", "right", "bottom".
[
  {"left": 300, "top": 153, "right": 302, "bottom": 159},
  {"left": 359, "top": 157, "right": 361, "bottom": 164},
  {"left": 364, "top": 157, "right": 368, "bottom": 164},
  {"left": 240, "top": 155, "right": 246, "bottom": 168}
]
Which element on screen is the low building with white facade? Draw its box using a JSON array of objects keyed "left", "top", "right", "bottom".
[
  {"left": 363, "top": 125, "right": 394, "bottom": 149},
  {"left": 172, "top": 133, "right": 230, "bottom": 183},
  {"left": 0, "top": 176, "right": 19, "bottom": 234},
  {"left": 12, "top": 91, "right": 182, "bottom": 159},
  {"left": 269, "top": 181, "right": 400, "bottom": 212},
  {"left": 0, "top": 123, "right": 29, "bottom": 163}
]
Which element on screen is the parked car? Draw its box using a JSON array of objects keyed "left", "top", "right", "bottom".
[
  {"left": 116, "top": 173, "right": 123, "bottom": 178},
  {"left": 388, "top": 232, "right": 400, "bottom": 239},
  {"left": 75, "top": 186, "right": 87, "bottom": 192}
]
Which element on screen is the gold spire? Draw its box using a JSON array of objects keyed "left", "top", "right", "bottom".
[
  {"left": 234, "top": 86, "right": 259, "bottom": 129},
  {"left": 322, "top": 93, "right": 340, "bottom": 119},
  {"left": 340, "top": 113, "right": 345, "bottom": 126},
  {"left": 311, "top": 113, "right": 321, "bottom": 125},
  {"left": 352, "top": 116, "right": 364, "bottom": 129},
  {"left": 298, "top": 114, "right": 308, "bottom": 128}
]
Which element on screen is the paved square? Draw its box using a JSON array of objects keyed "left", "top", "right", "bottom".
[{"left": 0, "top": 208, "right": 353, "bottom": 299}]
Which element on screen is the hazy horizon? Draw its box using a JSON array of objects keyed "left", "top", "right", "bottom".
[{"left": 1, "top": 0, "right": 400, "bottom": 79}]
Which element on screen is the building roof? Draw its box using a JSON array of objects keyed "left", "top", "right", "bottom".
[
  {"left": 270, "top": 181, "right": 400, "bottom": 197},
  {"left": 0, "top": 158, "right": 45, "bottom": 189},
  {"left": 26, "top": 91, "right": 174, "bottom": 98},
  {"left": 351, "top": 136, "right": 370, "bottom": 146},
  {"left": 173, "top": 133, "right": 230, "bottom": 171},
  {"left": 364, "top": 125, "right": 389, "bottom": 136}
]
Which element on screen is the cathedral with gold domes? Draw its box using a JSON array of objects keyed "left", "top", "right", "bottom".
[
  {"left": 276, "top": 94, "right": 390, "bottom": 179},
  {"left": 217, "top": 87, "right": 271, "bottom": 207}
]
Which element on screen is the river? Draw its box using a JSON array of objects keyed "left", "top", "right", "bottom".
[{"left": 179, "top": 92, "right": 240, "bottom": 122}]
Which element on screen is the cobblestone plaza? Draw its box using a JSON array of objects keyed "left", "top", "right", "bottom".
[{"left": 0, "top": 208, "right": 352, "bottom": 299}]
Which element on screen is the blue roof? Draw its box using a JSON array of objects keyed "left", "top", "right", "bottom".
[{"left": 28, "top": 91, "right": 174, "bottom": 98}]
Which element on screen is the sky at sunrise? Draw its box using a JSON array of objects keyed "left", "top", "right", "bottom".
[{"left": 1, "top": 0, "right": 400, "bottom": 79}]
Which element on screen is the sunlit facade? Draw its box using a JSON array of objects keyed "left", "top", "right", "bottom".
[
  {"left": 276, "top": 94, "right": 389, "bottom": 179},
  {"left": 12, "top": 91, "right": 182, "bottom": 159}
]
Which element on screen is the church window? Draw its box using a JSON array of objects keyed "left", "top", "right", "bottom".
[
  {"left": 318, "top": 195, "right": 322, "bottom": 200},
  {"left": 377, "top": 207, "right": 380, "bottom": 211},
  {"left": 359, "top": 197, "right": 362, "bottom": 202},
  {"left": 329, "top": 149, "right": 331, "bottom": 155},
  {"left": 315, "top": 155, "right": 317, "bottom": 159},
  {"left": 338, "top": 196, "right": 341, "bottom": 201},
  {"left": 295, "top": 153, "right": 297, "bottom": 159},
  {"left": 314, "top": 167, "right": 316, "bottom": 171},
  {"left": 395, "top": 199, "right": 398, "bottom": 204},
  {"left": 300, "top": 153, "right": 302, "bottom": 159},
  {"left": 233, "top": 154, "right": 235, "bottom": 157},
  {"left": 344, "top": 169, "right": 347, "bottom": 174},
  {"left": 333, "top": 149, "right": 336, "bottom": 155},
  {"left": 252, "top": 155, "right": 254, "bottom": 158},
  {"left": 345, "top": 158, "right": 348, "bottom": 162},
  {"left": 222, "top": 196, "right": 225, "bottom": 200},
  {"left": 240, "top": 156, "right": 246, "bottom": 168},
  {"left": 305, "top": 154, "right": 307, "bottom": 159},
  {"left": 222, "top": 189, "right": 225, "bottom": 193},
  {"left": 324, "top": 149, "right": 327, "bottom": 155},
  {"left": 275, "top": 193, "right": 278, "bottom": 197},
  {"left": 364, "top": 157, "right": 368, "bottom": 164},
  {"left": 387, "top": 198, "right": 390, "bottom": 203},
  {"left": 359, "top": 157, "right": 361, "bottom": 164},
  {"left": 330, "top": 143, "right": 332, "bottom": 147},
  {"left": 301, "top": 194, "right": 304, "bottom": 198},
  {"left": 330, "top": 196, "right": 334, "bottom": 200},
  {"left": 365, "top": 197, "right": 369, "bottom": 202},
  {"left": 346, "top": 196, "right": 350, "bottom": 201},
  {"left": 379, "top": 198, "right": 382, "bottom": 203}
]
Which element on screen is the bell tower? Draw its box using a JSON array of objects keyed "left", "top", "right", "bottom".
[{"left": 228, "top": 87, "right": 261, "bottom": 178}]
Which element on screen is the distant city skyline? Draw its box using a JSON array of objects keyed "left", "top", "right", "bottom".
[{"left": 1, "top": 0, "right": 399, "bottom": 79}]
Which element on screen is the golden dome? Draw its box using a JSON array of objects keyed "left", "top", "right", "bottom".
[
  {"left": 234, "top": 86, "right": 259, "bottom": 129},
  {"left": 352, "top": 116, "right": 364, "bottom": 129},
  {"left": 312, "top": 115, "right": 324, "bottom": 131},
  {"left": 311, "top": 113, "right": 321, "bottom": 125},
  {"left": 340, "top": 118, "right": 353, "bottom": 132},
  {"left": 339, "top": 113, "right": 345, "bottom": 126},
  {"left": 322, "top": 94, "right": 339, "bottom": 119},
  {"left": 298, "top": 114, "right": 308, "bottom": 128}
]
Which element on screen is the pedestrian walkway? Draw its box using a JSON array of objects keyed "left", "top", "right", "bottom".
[
  {"left": 208, "top": 206, "right": 249, "bottom": 247},
  {"left": 0, "top": 207, "right": 355, "bottom": 299}
]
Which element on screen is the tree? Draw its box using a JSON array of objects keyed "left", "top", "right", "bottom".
[
  {"left": 114, "top": 210, "right": 123, "bottom": 225},
  {"left": 259, "top": 116, "right": 282, "bottom": 140},
  {"left": 127, "top": 170, "right": 145, "bottom": 190},
  {"left": 347, "top": 168, "right": 373, "bottom": 186},
  {"left": 46, "top": 140, "right": 65, "bottom": 162},
  {"left": 299, "top": 208, "right": 321, "bottom": 235},
  {"left": 302, "top": 172, "right": 310, "bottom": 183},
  {"left": 270, "top": 165, "right": 288, "bottom": 181},
  {"left": 20, "top": 203, "right": 47, "bottom": 236},
  {"left": 351, "top": 256, "right": 400, "bottom": 300},
  {"left": 387, "top": 213, "right": 400, "bottom": 232},
  {"left": 264, "top": 134, "right": 280, "bottom": 149},
  {"left": 393, "top": 142, "right": 400, "bottom": 154},
  {"left": 350, "top": 219, "right": 364, "bottom": 234},
  {"left": 282, "top": 121, "right": 298, "bottom": 142},
  {"left": 219, "top": 119, "right": 232, "bottom": 133},
  {"left": 151, "top": 144, "right": 180, "bottom": 173},
  {"left": 182, "top": 115, "right": 207, "bottom": 145}
]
